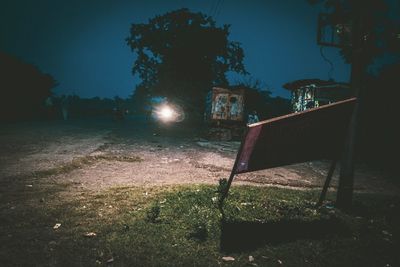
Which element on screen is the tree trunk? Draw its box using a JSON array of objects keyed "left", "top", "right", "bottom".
[
  {"left": 335, "top": 95, "right": 359, "bottom": 210},
  {"left": 336, "top": 12, "right": 365, "bottom": 211}
]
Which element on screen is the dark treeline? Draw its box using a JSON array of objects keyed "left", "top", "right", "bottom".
[
  {"left": 0, "top": 51, "right": 135, "bottom": 121},
  {"left": 0, "top": 52, "right": 57, "bottom": 121},
  {"left": 358, "top": 62, "right": 399, "bottom": 175},
  {"left": 47, "top": 95, "right": 133, "bottom": 120},
  {"left": 233, "top": 80, "right": 291, "bottom": 120}
]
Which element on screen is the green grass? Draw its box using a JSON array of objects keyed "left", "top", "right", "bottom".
[{"left": 0, "top": 182, "right": 399, "bottom": 267}]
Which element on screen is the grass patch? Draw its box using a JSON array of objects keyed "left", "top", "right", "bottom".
[{"left": 0, "top": 183, "right": 399, "bottom": 266}]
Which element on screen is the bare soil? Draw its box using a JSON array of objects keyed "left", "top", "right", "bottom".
[{"left": 0, "top": 117, "right": 398, "bottom": 195}]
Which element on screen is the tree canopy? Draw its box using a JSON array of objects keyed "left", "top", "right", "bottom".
[
  {"left": 233, "top": 77, "right": 291, "bottom": 120},
  {"left": 309, "top": 0, "right": 400, "bottom": 65},
  {"left": 126, "top": 8, "right": 247, "bottom": 113},
  {"left": 0, "top": 52, "right": 57, "bottom": 121}
]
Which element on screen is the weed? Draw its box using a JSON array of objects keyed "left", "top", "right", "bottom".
[
  {"left": 217, "top": 178, "right": 228, "bottom": 194},
  {"left": 146, "top": 203, "right": 161, "bottom": 223},
  {"left": 188, "top": 221, "right": 208, "bottom": 241},
  {"left": 216, "top": 178, "right": 228, "bottom": 206}
]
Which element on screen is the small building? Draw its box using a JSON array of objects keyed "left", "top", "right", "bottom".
[
  {"left": 283, "top": 79, "right": 351, "bottom": 112},
  {"left": 205, "top": 87, "right": 245, "bottom": 123},
  {"left": 204, "top": 87, "right": 245, "bottom": 140}
]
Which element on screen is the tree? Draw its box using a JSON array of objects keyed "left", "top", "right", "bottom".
[
  {"left": 0, "top": 52, "right": 57, "bottom": 121},
  {"left": 311, "top": 0, "right": 399, "bottom": 63},
  {"left": 309, "top": 0, "right": 400, "bottom": 210},
  {"left": 234, "top": 77, "right": 291, "bottom": 119},
  {"left": 358, "top": 62, "right": 399, "bottom": 177},
  {"left": 126, "top": 8, "right": 247, "bottom": 117}
]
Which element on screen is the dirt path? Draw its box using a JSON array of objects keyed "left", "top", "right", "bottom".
[{"left": 0, "top": 118, "right": 398, "bottom": 195}]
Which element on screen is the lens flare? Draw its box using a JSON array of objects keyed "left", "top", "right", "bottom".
[
  {"left": 160, "top": 106, "right": 173, "bottom": 120},
  {"left": 155, "top": 105, "right": 177, "bottom": 122},
  {"left": 152, "top": 102, "right": 185, "bottom": 123}
]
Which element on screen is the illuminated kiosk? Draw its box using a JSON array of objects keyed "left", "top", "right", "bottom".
[{"left": 283, "top": 79, "right": 350, "bottom": 113}]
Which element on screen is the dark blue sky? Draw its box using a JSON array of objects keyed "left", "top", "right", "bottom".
[{"left": 1, "top": 0, "right": 352, "bottom": 99}]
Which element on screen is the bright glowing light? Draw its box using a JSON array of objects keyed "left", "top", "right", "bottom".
[
  {"left": 155, "top": 105, "right": 177, "bottom": 122},
  {"left": 152, "top": 102, "right": 185, "bottom": 123},
  {"left": 160, "top": 106, "right": 173, "bottom": 119}
]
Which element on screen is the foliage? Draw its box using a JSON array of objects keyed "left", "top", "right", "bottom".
[
  {"left": 216, "top": 178, "right": 228, "bottom": 207},
  {"left": 47, "top": 95, "right": 134, "bottom": 119},
  {"left": 127, "top": 8, "right": 247, "bottom": 113},
  {"left": 308, "top": 0, "right": 400, "bottom": 64},
  {"left": 186, "top": 204, "right": 210, "bottom": 242},
  {"left": 357, "top": 62, "right": 399, "bottom": 175},
  {"left": 146, "top": 203, "right": 161, "bottom": 223},
  {"left": 234, "top": 77, "right": 291, "bottom": 120},
  {"left": 0, "top": 52, "right": 57, "bottom": 121},
  {"left": 217, "top": 178, "right": 228, "bottom": 195}
]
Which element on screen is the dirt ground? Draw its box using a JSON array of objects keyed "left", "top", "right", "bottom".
[{"left": 0, "top": 116, "right": 398, "bottom": 195}]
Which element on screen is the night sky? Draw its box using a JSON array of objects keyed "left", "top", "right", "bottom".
[{"left": 1, "top": 0, "right": 352, "bottom": 99}]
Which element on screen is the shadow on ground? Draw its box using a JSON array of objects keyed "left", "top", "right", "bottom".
[{"left": 220, "top": 217, "right": 351, "bottom": 252}]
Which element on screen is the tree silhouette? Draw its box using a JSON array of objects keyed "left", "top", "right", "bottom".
[
  {"left": 309, "top": 0, "right": 399, "bottom": 209},
  {"left": 126, "top": 8, "right": 247, "bottom": 116},
  {"left": 0, "top": 52, "right": 57, "bottom": 121},
  {"left": 234, "top": 77, "right": 291, "bottom": 120},
  {"left": 358, "top": 62, "right": 399, "bottom": 178},
  {"left": 309, "top": 0, "right": 399, "bottom": 64}
]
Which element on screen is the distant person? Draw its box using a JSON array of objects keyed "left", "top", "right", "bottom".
[{"left": 247, "top": 110, "right": 259, "bottom": 125}]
